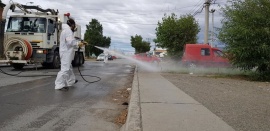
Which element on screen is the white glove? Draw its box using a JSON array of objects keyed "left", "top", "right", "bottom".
[
  {"left": 78, "top": 42, "right": 84, "bottom": 47},
  {"left": 78, "top": 41, "right": 87, "bottom": 47}
]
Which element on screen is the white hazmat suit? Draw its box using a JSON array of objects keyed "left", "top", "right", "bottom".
[
  {"left": 55, "top": 24, "right": 79, "bottom": 90},
  {"left": 104, "top": 49, "right": 108, "bottom": 63}
]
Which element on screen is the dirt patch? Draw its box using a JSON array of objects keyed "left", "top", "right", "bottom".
[
  {"left": 97, "top": 64, "right": 134, "bottom": 127},
  {"left": 111, "top": 87, "right": 130, "bottom": 105},
  {"left": 105, "top": 72, "right": 133, "bottom": 126},
  {"left": 112, "top": 82, "right": 132, "bottom": 125},
  {"left": 162, "top": 73, "right": 270, "bottom": 131},
  {"left": 115, "top": 108, "right": 128, "bottom": 125}
]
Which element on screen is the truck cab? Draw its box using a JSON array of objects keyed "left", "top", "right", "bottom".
[
  {"left": 1, "top": 2, "right": 85, "bottom": 69},
  {"left": 181, "top": 44, "right": 230, "bottom": 68},
  {"left": 6, "top": 16, "right": 57, "bottom": 57}
]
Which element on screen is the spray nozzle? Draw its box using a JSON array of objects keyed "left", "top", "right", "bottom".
[
  {"left": 82, "top": 41, "right": 88, "bottom": 45},
  {"left": 75, "top": 37, "right": 88, "bottom": 45}
]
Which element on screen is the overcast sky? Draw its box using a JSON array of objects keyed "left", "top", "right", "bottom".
[{"left": 3, "top": 0, "right": 228, "bottom": 53}]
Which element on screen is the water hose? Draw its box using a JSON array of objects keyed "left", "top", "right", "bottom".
[{"left": 4, "top": 37, "right": 33, "bottom": 60}]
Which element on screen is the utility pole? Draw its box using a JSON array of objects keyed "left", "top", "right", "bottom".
[
  {"left": 210, "top": 9, "right": 215, "bottom": 47},
  {"left": 204, "top": 0, "right": 210, "bottom": 44}
]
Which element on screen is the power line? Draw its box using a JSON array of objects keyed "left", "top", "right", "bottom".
[
  {"left": 100, "top": 21, "right": 157, "bottom": 25},
  {"left": 29, "top": 2, "right": 226, "bottom": 27},
  {"left": 59, "top": 3, "right": 211, "bottom": 18},
  {"left": 192, "top": 0, "right": 219, "bottom": 17},
  {"left": 193, "top": 5, "right": 205, "bottom": 16},
  {"left": 189, "top": 0, "right": 205, "bottom": 15},
  {"left": 189, "top": 0, "right": 204, "bottom": 14},
  {"left": 68, "top": 3, "right": 211, "bottom": 24},
  {"left": 80, "top": 5, "right": 205, "bottom": 13}
]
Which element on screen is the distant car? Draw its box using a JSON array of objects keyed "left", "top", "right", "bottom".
[
  {"left": 108, "top": 55, "right": 113, "bottom": 60},
  {"left": 96, "top": 53, "right": 105, "bottom": 61},
  {"left": 159, "top": 52, "right": 167, "bottom": 58},
  {"left": 133, "top": 53, "right": 161, "bottom": 63}
]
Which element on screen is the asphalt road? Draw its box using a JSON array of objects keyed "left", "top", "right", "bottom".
[{"left": 0, "top": 60, "right": 134, "bottom": 131}]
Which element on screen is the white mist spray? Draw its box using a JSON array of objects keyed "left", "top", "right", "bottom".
[{"left": 95, "top": 46, "right": 161, "bottom": 72}]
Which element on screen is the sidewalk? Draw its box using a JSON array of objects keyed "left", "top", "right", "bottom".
[{"left": 121, "top": 67, "right": 235, "bottom": 131}]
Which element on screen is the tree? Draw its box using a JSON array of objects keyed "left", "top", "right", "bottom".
[
  {"left": 102, "top": 36, "right": 111, "bottom": 48},
  {"left": 130, "top": 34, "right": 151, "bottom": 54},
  {"left": 218, "top": 0, "right": 270, "bottom": 78},
  {"left": 84, "top": 19, "right": 111, "bottom": 57},
  {"left": 155, "top": 13, "right": 200, "bottom": 59}
]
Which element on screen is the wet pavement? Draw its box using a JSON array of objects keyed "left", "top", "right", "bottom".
[{"left": 0, "top": 60, "right": 134, "bottom": 131}]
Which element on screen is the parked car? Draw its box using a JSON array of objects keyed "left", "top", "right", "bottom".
[
  {"left": 133, "top": 53, "right": 161, "bottom": 63},
  {"left": 159, "top": 52, "right": 167, "bottom": 58},
  {"left": 96, "top": 53, "right": 105, "bottom": 61},
  {"left": 181, "top": 44, "right": 230, "bottom": 68},
  {"left": 108, "top": 55, "right": 113, "bottom": 60}
]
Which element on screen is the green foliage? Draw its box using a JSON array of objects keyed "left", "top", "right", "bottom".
[
  {"left": 218, "top": 0, "right": 270, "bottom": 79},
  {"left": 84, "top": 19, "right": 111, "bottom": 57},
  {"left": 155, "top": 13, "right": 200, "bottom": 59},
  {"left": 130, "top": 34, "right": 151, "bottom": 54}
]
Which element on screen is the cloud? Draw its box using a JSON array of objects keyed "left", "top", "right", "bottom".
[{"left": 2, "top": 0, "right": 228, "bottom": 53}]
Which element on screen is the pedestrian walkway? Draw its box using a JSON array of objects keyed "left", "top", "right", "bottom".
[{"left": 122, "top": 67, "right": 235, "bottom": 131}]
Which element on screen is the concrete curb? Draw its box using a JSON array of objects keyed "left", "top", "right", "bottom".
[{"left": 121, "top": 66, "right": 142, "bottom": 131}]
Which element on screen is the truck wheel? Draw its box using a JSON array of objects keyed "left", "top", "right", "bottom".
[
  {"left": 12, "top": 63, "right": 25, "bottom": 70},
  {"left": 79, "top": 53, "right": 84, "bottom": 66},
  {"left": 42, "top": 62, "right": 48, "bottom": 68},
  {"left": 51, "top": 51, "right": 60, "bottom": 69},
  {"left": 72, "top": 52, "right": 80, "bottom": 67}
]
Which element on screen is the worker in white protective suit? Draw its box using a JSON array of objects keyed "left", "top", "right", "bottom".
[
  {"left": 55, "top": 18, "right": 86, "bottom": 90},
  {"left": 104, "top": 49, "right": 109, "bottom": 63}
]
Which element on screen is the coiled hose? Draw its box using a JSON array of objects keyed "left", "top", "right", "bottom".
[{"left": 4, "top": 37, "right": 33, "bottom": 60}]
